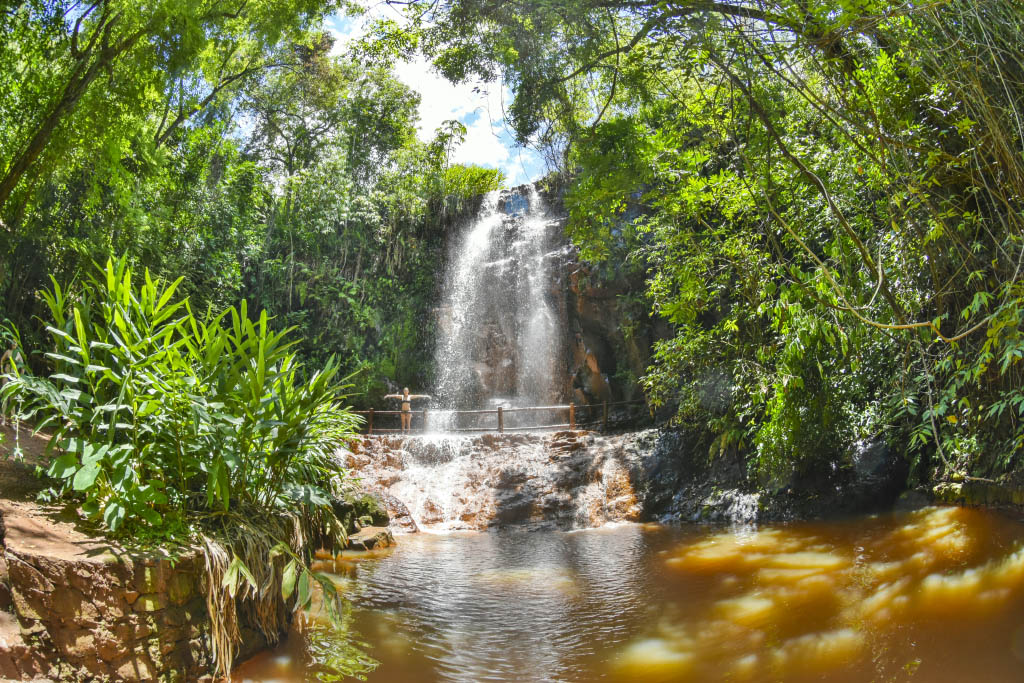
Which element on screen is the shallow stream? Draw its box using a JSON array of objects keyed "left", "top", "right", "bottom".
[{"left": 235, "top": 506, "right": 1024, "bottom": 682}]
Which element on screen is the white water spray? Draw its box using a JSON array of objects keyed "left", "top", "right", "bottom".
[{"left": 431, "top": 185, "right": 565, "bottom": 431}]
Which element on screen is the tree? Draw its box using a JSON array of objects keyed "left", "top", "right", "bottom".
[
  {"left": 0, "top": 0, "right": 342, "bottom": 221},
  {"left": 404, "top": 0, "right": 1024, "bottom": 480}
]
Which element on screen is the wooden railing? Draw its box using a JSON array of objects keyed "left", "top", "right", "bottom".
[{"left": 353, "top": 400, "right": 649, "bottom": 435}]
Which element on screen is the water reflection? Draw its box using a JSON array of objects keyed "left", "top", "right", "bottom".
[{"left": 235, "top": 507, "right": 1024, "bottom": 682}]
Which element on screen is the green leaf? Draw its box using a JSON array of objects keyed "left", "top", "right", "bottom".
[
  {"left": 47, "top": 452, "right": 78, "bottom": 479},
  {"left": 139, "top": 507, "right": 162, "bottom": 526},
  {"left": 45, "top": 353, "right": 81, "bottom": 366},
  {"left": 45, "top": 326, "right": 75, "bottom": 342},
  {"left": 282, "top": 483, "right": 330, "bottom": 506},
  {"left": 103, "top": 501, "right": 126, "bottom": 531},
  {"left": 297, "top": 569, "right": 312, "bottom": 609},
  {"left": 222, "top": 557, "right": 241, "bottom": 596},
  {"left": 224, "top": 555, "right": 257, "bottom": 595},
  {"left": 82, "top": 444, "right": 109, "bottom": 466},
  {"left": 72, "top": 463, "right": 101, "bottom": 491},
  {"left": 236, "top": 557, "right": 257, "bottom": 591},
  {"left": 81, "top": 500, "right": 100, "bottom": 518},
  {"left": 282, "top": 560, "right": 298, "bottom": 600}
]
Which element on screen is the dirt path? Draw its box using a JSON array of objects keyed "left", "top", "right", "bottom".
[
  {"left": 0, "top": 423, "right": 50, "bottom": 503},
  {"left": 0, "top": 424, "right": 113, "bottom": 558}
]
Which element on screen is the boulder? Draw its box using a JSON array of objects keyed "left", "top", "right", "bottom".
[
  {"left": 346, "top": 526, "right": 394, "bottom": 551},
  {"left": 376, "top": 492, "right": 418, "bottom": 534},
  {"left": 331, "top": 490, "right": 392, "bottom": 535}
]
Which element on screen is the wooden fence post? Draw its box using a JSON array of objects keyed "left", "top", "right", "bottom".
[
  {"left": 368, "top": 408, "right": 374, "bottom": 435},
  {"left": 602, "top": 400, "right": 608, "bottom": 432},
  {"left": 569, "top": 402, "right": 576, "bottom": 431},
  {"left": 498, "top": 406, "right": 504, "bottom": 433}
]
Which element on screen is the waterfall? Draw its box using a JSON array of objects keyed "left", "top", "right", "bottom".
[
  {"left": 348, "top": 185, "right": 651, "bottom": 533},
  {"left": 431, "top": 185, "right": 565, "bottom": 430},
  {"left": 350, "top": 432, "right": 645, "bottom": 532}
]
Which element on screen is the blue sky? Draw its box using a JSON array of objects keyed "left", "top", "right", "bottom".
[{"left": 325, "top": 11, "right": 546, "bottom": 186}]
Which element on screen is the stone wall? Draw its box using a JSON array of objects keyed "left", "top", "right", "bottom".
[
  {"left": 0, "top": 503, "right": 269, "bottom": 682},
  {"left": 3, "top": 551, "right": 210, "bottom": 681}
]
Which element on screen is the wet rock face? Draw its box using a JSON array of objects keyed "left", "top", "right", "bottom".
[
  {"left": 344, "top": 428, "right": 911, "bottom": 532},
  {"left": 345, "top": 432, "right": 644, "bottom": 531},
  {"left": 627, "top": 430, "right": 910, "bottom": 524}
]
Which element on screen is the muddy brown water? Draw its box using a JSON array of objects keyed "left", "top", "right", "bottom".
[{"left": 234, "top": 506, "right": 1024, "bottom": 682}]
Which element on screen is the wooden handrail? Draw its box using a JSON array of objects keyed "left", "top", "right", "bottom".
[
  {"left": 353, "top": 400, "right": 645, "bottom": 416},
  {"left": 353, "top": 399, "right": 649, "bottom": 434}
]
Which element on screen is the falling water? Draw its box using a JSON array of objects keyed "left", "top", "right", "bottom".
[{"left": 431, "top": 185, "right": 565, "bottom": 430}]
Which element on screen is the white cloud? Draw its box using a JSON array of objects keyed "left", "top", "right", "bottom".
[
  {"left": 453, "top": 113, "right": 513, "bottom": 171},
  {"left": 325, "top": 11, "right": 543, "bottom": 185}
]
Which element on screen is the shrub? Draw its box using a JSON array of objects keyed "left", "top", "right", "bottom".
[{"left": 1, "top": 256, "right": 361, "bottom": 674}]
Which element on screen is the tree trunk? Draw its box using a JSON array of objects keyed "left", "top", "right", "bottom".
[{"left": 0, "top": 13, "right": 145, "bottom": 216}]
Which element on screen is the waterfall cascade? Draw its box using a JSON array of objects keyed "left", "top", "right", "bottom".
[
  {"left": 352, "top": 184, "right": 648, "bottom": 533},
  {"left": 431, "top": 185, "right": 568, "bottom": 429},
  {"left": 347, "top": 431, "right": 646, "bottom": 532}
]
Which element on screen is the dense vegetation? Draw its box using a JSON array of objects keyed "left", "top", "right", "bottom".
[
  {"left": 0, "top": 0, "right": 502, "bottom": 405},
  {"left": 0, "top": 0, "right": 499, "bottom": 674},
  {"left": 388, "top": 0, "right": 1024, "bottom": 486},
  {"left": 5, "top": 0, "right": 1024, "bottom": 671},
  {"left": 2, "top": 257, "right": 358, "bottom": 671}
]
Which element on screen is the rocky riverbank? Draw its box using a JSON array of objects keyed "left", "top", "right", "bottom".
[
  {"left": 0, "top": 427, "right": 256, "bottom": 683},
  {"left": 0, "top": 424, "right": 395, "bottom": 682},
  {"left": 0, "top": 501, "right": 225, "bottom": 682},
  {"left": 344, "top": 428, "right": 913, "bottom": 530}
]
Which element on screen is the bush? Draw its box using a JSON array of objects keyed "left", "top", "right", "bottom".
[{"left": 1, "top": 256, "right": 361, "bottom": 674}]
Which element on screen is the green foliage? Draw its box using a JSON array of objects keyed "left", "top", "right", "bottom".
[
  {"left": 0, "top": 0, "right": 344, "bottom": 215},
  {"left": 412, "top": 0, "right": 1024, "bottom": 483},
  {"left": 1, "top": 256, "right": 363, "bottom": 674},
  {"left": 0, "top": 2, "right": 512, "bottom": 676},
  {"left": 0, "top": 5, "right": 506, "bottom": 411},
  {"left": 1, "top": 257, "right": 359, "bottom": 534}
]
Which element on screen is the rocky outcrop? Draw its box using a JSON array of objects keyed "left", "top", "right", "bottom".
[
  {"left": 345, "top": 432, "right": 643, "bottom": 531},
  {"left": 565, "top": 261, "right": 669, "bottom": 407},
  {"left": 932, "top": 478, "right": 1024, "bottom": 507},
  {"left": 331, "top": 490, "right": 391, "bottom": 534},
  {"left": 346, "top": 526, "right": 394, "bottom": 551},
  {"left": 343, "top": 429, "right": 910, "bottom": 531},
  {"left": 626, "top": 430, "right": 910, "bottom": 524},
  {"left": 0, "top": 502, "right": 269, "bottom": 682}
]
